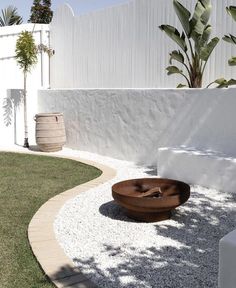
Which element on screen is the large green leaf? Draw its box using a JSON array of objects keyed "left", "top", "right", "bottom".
[
  {"left": 227, "top": 78, "right": 236, "bottom": 86},
  {"left": 226, "top": 6, "right": 236, "bottom": 22},
  {"left": 173, "top": 0, "right": 191, "bottom": 36},
  {"left": 200, "top": 2, "right": 212, "bottom": 25},
  {"left": 223, "top": 34, "right": 236, "bottom": 45},
  {"left": 169, "top": 50, "right": 185, "bottom": 64},
  {"left": 190, "top": 2, "right": 205, "bottom": 35},
  {"left": 195, "top": 24, "right": 211, "bottom": 54},
  {"left": 200, "top": 0, "right": 211, "bottom": 7},
  {"left": 200, "top": 24, "right": 212, "bottom": 46},
  {"left": 190, "top": 0, "right": 211, "bottom": 40},
  {"left": 159, "top": 25, "right": 187, "bottom": 51},
  {"left": 207, "top": 78, "right": 226, "bottom": 88},
  {"left": 214, "top": 78, "right": 227, "bottom": 84},
  {"left": 166, "top": 66, "right": 183, "bottom": 75},
  {"left": 212, "top": 78, "right": 236, "bottom": 88},
  {"left": 177, "top": 83, "right": 187, "bottom": 88},
  {"left": 228, "top": 57, "right": 236, "bottom": 66},
  {"left": 200, "top": 37, "right": 219, "bottom": 61}
]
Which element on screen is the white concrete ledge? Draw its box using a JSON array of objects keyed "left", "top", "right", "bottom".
[
  {"left": 219, "top": 230, "right": 236, "bottom": 288},
  {"left": 158, "top": 147, "right": 236, "bottom": 193},
  {"left": 158, "top": 146, "right": 236, "bottom": 288}
]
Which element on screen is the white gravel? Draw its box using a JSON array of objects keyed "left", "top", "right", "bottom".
[{"left": 52, "top": 149, "right": 236, "bottom": 288}]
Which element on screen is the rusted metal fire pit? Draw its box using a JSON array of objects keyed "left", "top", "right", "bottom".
[{"left": 112, "top": 178, "right": 190, "bottom": 222}]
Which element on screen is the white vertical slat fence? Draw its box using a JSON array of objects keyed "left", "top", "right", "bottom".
[{"left": 50, "top": 0, "right": 236, "bottom": 89}]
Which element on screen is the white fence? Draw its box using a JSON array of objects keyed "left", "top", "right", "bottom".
[
  {"left": 0, "top": 24, "right": 49, "bottom": 146},
  {"left": 50, "top": 0, "right": 236, "bottom": 89}
]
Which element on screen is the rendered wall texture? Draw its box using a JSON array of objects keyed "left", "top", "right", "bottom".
[{"left": 38, "top": 88, "right": 236, "bottom": 166}]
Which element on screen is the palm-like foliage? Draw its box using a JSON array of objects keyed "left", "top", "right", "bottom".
[
  {"left": 16, "top": 32, "right": 38, "bottom": 73},
  {"left": 159, "top": 0, "right": 219, "bottom": 88},
  {"left": 209, "top": 6, "right": 236, "bottom": 88},
  {"left": 0, "top": 6, "right": 23, "bottom": 26},
  {"left": 223, "top": 6, "right": 236, "bottom": 66},
  {"left": 15, "top": 31, "right": 38, "bottom": 148}
]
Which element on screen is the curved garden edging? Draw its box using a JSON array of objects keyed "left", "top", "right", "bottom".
[{"left": 21, "top": 151, "right": 117, "bottom": 288}]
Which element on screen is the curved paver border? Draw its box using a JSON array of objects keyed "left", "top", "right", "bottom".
[
  {"left": 1, "top": 148, "right": 116, "bottom": 288},
  {"left": 28, "top": 154, "right": 116, "bottom": 288}
]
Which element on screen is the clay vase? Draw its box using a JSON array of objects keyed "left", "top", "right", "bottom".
[{"left": 35, "top": 113, "right": 66, "bottom": 152}]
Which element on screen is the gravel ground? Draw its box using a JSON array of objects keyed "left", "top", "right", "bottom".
[
  {"left": 1, "top": 146, "right": 235, "bottom": 288},
  {"left": 51, "top": 149, "right": 235, "bottom": 288}
]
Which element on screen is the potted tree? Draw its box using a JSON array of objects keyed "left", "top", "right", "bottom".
[
  {"left": 16, "top": 31, "right": 65, "bottom": 151},
  {"left": 15, "top": 31, "right": 38, "bottom": 148}
]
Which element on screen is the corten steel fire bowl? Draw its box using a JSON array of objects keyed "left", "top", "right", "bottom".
[{"left": 112, "top": 178, "right": 190, "bottom": 222}]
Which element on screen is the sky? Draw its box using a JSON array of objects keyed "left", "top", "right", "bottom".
[{"left": 0, "top": 0, "right": 129, "bottom": 23}]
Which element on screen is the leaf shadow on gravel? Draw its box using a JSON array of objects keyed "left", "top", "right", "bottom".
[{"left": 60, "top": 190, "right": 236, "bottom": 288}]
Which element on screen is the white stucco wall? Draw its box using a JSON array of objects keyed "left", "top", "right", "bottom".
[{"left": 38, "top": 88, "right": 236, "bottom": 166}]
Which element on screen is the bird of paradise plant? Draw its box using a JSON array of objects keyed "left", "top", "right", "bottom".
[{"left": 159, "top": 0, "right": 219, "bottom": 88}]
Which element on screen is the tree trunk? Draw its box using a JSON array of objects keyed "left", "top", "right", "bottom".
[
  {"left": 23, "top": 72, "right": 29, "bottom": 148},
  {"left": 190, "top": 58, "right": 203, "bottom": 88},
  {"left": 192, "top": 75, "right": 203, "bottom": 88}
]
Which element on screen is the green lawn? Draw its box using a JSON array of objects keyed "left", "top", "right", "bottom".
[{"left": 0, "top": 152, "right": 102, "bottom": 288}]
